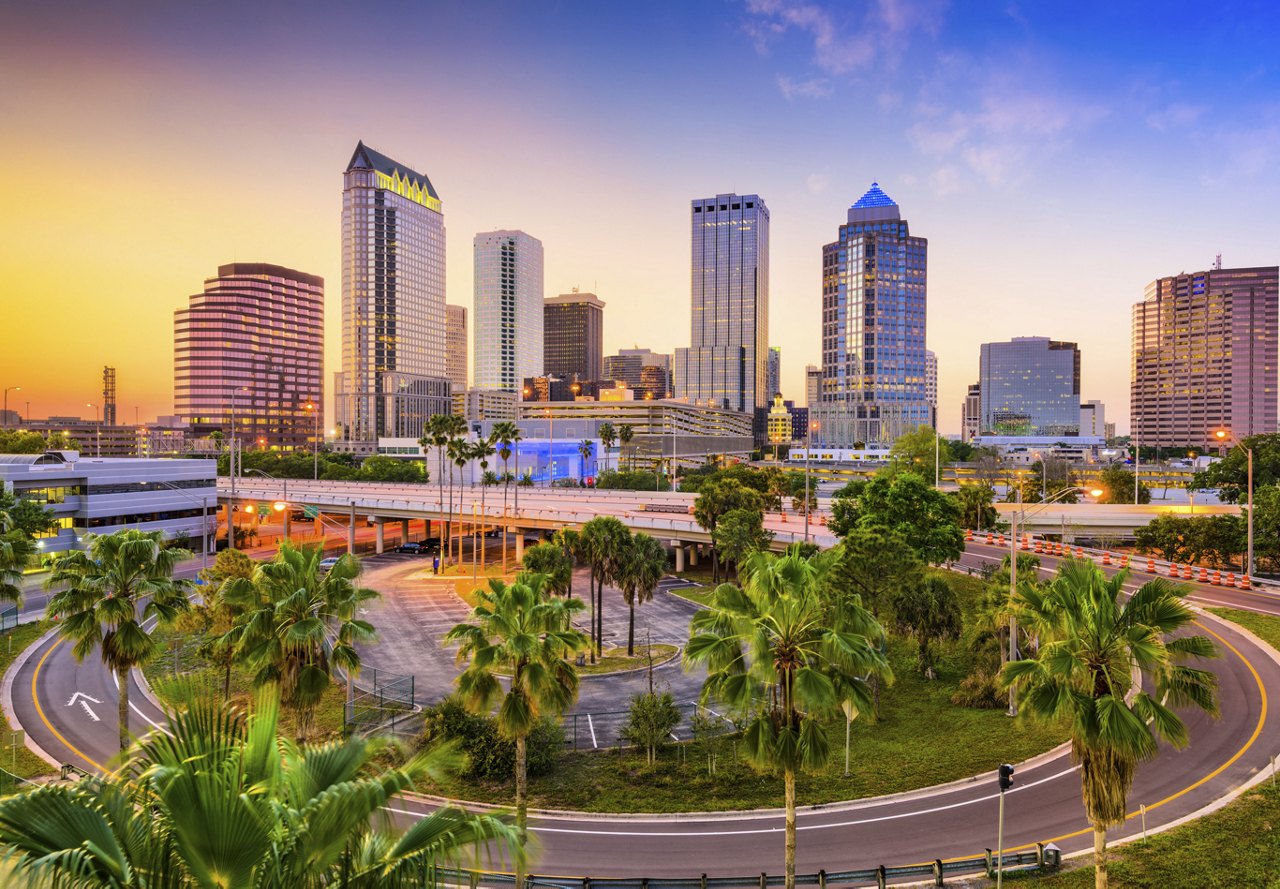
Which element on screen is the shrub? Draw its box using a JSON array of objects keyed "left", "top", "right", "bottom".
[
  {"left": 419, "top": 697, "right": 564, "bottom": 780},
  {"left": 621, "top": 691, "right": 681, "bottom": 765}
]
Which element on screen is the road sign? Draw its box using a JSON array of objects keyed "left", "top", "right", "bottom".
[{"left": 303, "top": 505, "right": 320, "bottom": 518}]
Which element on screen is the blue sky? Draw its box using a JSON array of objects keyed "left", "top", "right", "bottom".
[{"left": 3, "top": 0, "right": 1278, "bottom": 431}]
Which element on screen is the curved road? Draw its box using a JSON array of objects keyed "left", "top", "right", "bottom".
[{"left": 8, "top": 541, "right": 1280, "bottom": 878}]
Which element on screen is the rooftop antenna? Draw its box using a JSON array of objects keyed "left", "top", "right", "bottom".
[{"left": 1213, "top": 253, "right": 1222, "bottom": 270}]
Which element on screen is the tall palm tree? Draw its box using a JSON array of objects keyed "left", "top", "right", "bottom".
[
  {"left": 221, "top": 543, "right": 377, "bottom": 738},
  {"left": 617, "top": 532, "right": 668, "bottom": 656},
  {"left": 446, "top": 574, "right": 587, "bottom": 887},
  {"left": 618, "top": 424, "right": 634, "bottom": 471},
  {"left": 685, "top": 547, "right": 892, "bottom": 889},
  {"left": 579, "top": 517, "right": 629, "bottom": 661},
  {"left": 552, "top": 528, "right": 581, "bottom": 600},
  {"left": 447, "top": 433, "right": 471, "bottom": 565},
  {"left": 45, "top": 529, "right": 192, "bottom": 752},
  {"left": 0, "top": 688, "right": 522, "bottom": 886},
  {"left": 1002, "top": 559, "right": 1219, "bottom": 889},
  {"left": 473, "top": 435, "right": 497, "bottom": 567},
  {"left": 0, "top": 501, "right": 35, "bottom": 607},
  {"left": 598, "top": 422, "right": 616, "bottom": 475},
  {"left": 423, "top": 413, "right": 452, "bottom": 544},
  {"left": 493, "top": 421, "right": 522, "bottom": 566},
  {"left": 521, "top": 542, "right": 572, "bottom": 598},
  {"left": 577, "top": 439, "right": 595, "bottom": 485}
]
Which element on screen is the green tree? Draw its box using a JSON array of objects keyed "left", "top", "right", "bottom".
[
  {"left": 356, "top": 453, "right": 426, "bottom": 483},
  {"left": 447, "top": 431, "right": 472, "bottom": 564},
  {"left": 1251, "top": 485, "right": 1280, "bottom": 573},
  {"left": 0, "top": 688, "right": 520, "bottom": 887},
  {"left": 193, "top": 548, "right": 257, "bottom": 699},
  {"left": 1191, "top": 433, "right": 1280, "bottom": 503},
  {"left": 884, "top": 424, "right": 950, "bottom": 485},
  {"left": 220, "top": 543, "right": 377, "bottom": 738},
  {"left": 1017, "top": 457, "right": 1078, "bottom": 503},
  {"left": 446, "top": 573, "right": 587, "bottom": 884},
  {"left": 472, "top": 434, "right": 497, "bottom": 546},
  {"left": 823, "top": 527, "right": 923, "bottom": 619},
  {"left": 1096, "top": 464, "right": 1150, "bottom": 504},
  {"left": 686, "top": 548, "right": 892, "bottom": 889},
  {"left": 45, "top": 529, "right": 192, "bottom": 751},
  {"left": 887, "top": 575, "right": 962, "bottom": 678},
  {"left": 712, "top": 507, "right": 774, "bottom": 580},
  {"left": 1133, "top": 515, "right": 1189, "bottom": 563},
  {"left": 618, "top": 424, "right": 635, "bottom": 470},
  {"left": 522, "top": 541, "right": 573, "bottom": 598},
  {"left": 693, "top": 477, "right": 766, "bottom": 583},
  {"left": 1002, "top": 561, "right": 1219, "bottom": 889},
  {"left": 952, "top": 483, "right": 1001, "bottom": 530},
  {"left": 577, "top": 439, "right": 595, "bottom": 483},
  {"left": 617, "top": 532, "right": 669, "bottom": 655},
  {"left": 949, "top": 439, "right": 976, "bottom": 462},
  {"left": 829, "top": 473, "right": 964, "bottom": 565},
  {"left": 622, "top": 690, "right": 681, "bottom": 765},
  {"left": 551, "top": 528, "right": 583, "bottom": 601},
  {"left": 492, "top": 421, "right": 522, "bottom": 550},
  {"left": 0, "top": 489, "right": 48, "bottom": 606},
  {"left": 579, "top": 517, "right": 630, "bottom": 659},
  {"left": 598, "top": 422, "right": 616, "bottom": 474},
  {"left": 422, "top": 414, "right": 454, "bottom": 543}
]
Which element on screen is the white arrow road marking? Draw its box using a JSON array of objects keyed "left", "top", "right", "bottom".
[{"left": 66, "top": 692, "right": 102, "bottom": 722}]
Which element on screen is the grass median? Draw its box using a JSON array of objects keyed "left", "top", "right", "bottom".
[{"left": 0, "top": 622, "right": 59, "bottom": 781}]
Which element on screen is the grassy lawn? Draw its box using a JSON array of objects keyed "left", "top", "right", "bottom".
[
  {"left": 142, "top": 625, "right": 349, "bottom": 741},
  {"left": 0, "top": 622, "right": 59, "bottom": 781},
  {"left": 1000, "top": 605, "right": 1280, "bottom": 887},
  {"left": 577, "top": 644, "right": 677, "bottom": 676}
]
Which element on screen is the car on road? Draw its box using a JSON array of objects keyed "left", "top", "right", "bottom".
[
  {"left": 394, "top": 540, "right": 440, "bottom": 555},
  {"left": 318, "top": 556, "right": 341, "bottom": 573}
]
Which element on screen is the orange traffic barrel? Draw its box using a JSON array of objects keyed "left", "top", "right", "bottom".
[
  {"left": 1227, "top": 572, "right": 1236, "bottom": 586},
  {"left": 1169, "top": 563, "right": 1180, "bottom": 577},
  {"left": 966, "top": 528, "right": 973, "bottom": 541},
  {"left": 1034, "top": 539, "right": 1044, "bottom": 553},
  {"left": 1102, "top": 552, "right": 1112, "bottom": 565},
  {"left": 1122, "top": 555, "right": 1131, "bottom": 568},
  {"left": 1147, "top": 558, "right": 1156, "bottom": 573},
  {"left": 1199, "top": 567, "right": 1209, "bottom": 582},
  {"left": 1075, "top": 547, "right": 1084, "bottom": 558},
  {"left": 1241, "top": 575, "right": 1252, "bottom": 590},
  {"left": 1212, "top": 571, "right": 1221, "bottom": 586},
  {"left": 1182, "top": 565, "right": 1192, "bottom": 579}
]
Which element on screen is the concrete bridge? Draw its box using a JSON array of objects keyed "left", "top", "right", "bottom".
[
  {"left": 218, "top": 478, "right": 838, "bottom": 570},
  {"left": 994, "top": 501, "right": 1241, "bottom": 541}
]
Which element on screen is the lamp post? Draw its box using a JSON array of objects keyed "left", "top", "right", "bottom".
[
  {"left": 142, "top": 480, "right": 213, "bottom": 574},
  {"left": 229, "top": 386, "right": 249, "bottom": 495},
  {"left": 1008, "top": 482, "right": 1104, "bottom": 717},
  {"left": 2, "top": 386, "right": 19, "bottom": 428},
  {"left": 545, "top": 408, "right": 555, "bottom": 487},
  {"left": 245, "top": 468, "right": 289, "bottom": 544},
  {"left": 86, "top": 403, "right": 100, "bottom": 457},
  {"left": 305, "top": 400, "right": 319, "bottom": 480},
  {"left": 804, "top": 421, "right": 818, "bottom": 544},
  {"left": 1214, "top": 429, "right": 1254, "bottom": 577}
]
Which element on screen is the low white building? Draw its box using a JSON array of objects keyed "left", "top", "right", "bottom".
[{"left": 0, "top": 451, "right": 217, "bottom": 557}]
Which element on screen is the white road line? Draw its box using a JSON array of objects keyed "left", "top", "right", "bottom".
[
  {"left": 1188, "top": 595, "right": 1280, "bottom": 617},
  {"left": 587, "top": 713, "right": 598, "bottom": 749}
]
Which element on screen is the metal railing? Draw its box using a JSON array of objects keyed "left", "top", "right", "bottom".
[{"left": 345, "top": 669, "right": 418, "bottom": 739}]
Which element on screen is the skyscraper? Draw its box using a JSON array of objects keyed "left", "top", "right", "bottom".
[
  {"left": 978, "top": 337, "right": 1081, "bottom": 436},
  {"left": 446, "top": 304, "right": 468, "bottom": 394},
  {"left": 675, "top": 193, "right": 769, "bottom": 414},
  {"left": 766, "top": 346, "right": 781, "bottom": 399},
  {"left": 335, "top": 142, "right": 451, "bottom": 446},
  {"left": 544, "top": 290, "right": 605, "bottom": 382},
  {"left": 604, "top": 348, "right": 671, "bottom": 398},
  {"left": 1132, "top": 266, "right": 1278, "bottom": 447},
  {"left": 474, "top": 230, "right": 544, "bottom": 392},
  {"left": 102, "top": 366, "right": 117, "bottom": 427},
  {"left": 814, "top": 183, "right": 929, "bottom": 446},
  {"left": 925, "top": 350, "right": 938, "bottom": 429},
  {"left": 961, "top": 383, "right": 981, "bottom": 442},
  {"left": 804, "top": 364, "right": 821, "bottom": 408},
  {"left": 174, "top": 263, "right": 324, "bottom": 450}
]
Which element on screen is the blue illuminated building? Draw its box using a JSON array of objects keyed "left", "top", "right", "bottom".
[{"left": 813, "top": 183, "right": 930, "bottom": 447}]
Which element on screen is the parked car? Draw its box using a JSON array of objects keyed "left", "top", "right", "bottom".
[
  {"left": 394, "top": 542, "right": 427, "bottom": 554},
  {"left": 318, "top": 556, "right": 341, "bottom": 573}
]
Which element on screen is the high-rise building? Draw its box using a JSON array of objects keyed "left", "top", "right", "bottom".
[
  {"left": 335, "top": 142, "right": 451, "bottom": 445},
  {"left": 805, "top": 364, "right": 821, "bottom": 408},
  {"left": 925, "top": 350, "right": 938, "bottom": 429},
  {"left": 446, "top": 305, "right": 468, "bottom": 395},
  {"left": 544, "top": 290, "right": 604, "bottom": 382},
  {"left": 638, "top": 364, "right": 671, "bottom": 400},
  {"left": 766, "top": 347, "right": 781, "bottom": 399},
  {"left": 814, "top": 183, "right": 929, "bottom": 446},
  {"left": 961, "top": 383, "right": 981, "bottom": 442},
  {"left": 1132, "top": 266, "right": 1278, "bottom": 447},
  {"left": 604, "top": 349, "right": 671, "bottom": 391},
  {"left": 1080, "top": 400, "right": 1107, "bottom": 438},
  {"left": 675, "top": 193, "right": 770, "bottom": 414},
  {"left": 474, "top": 230, "right": 544, "bottom": 392},
  {"left": 174, "top": 262, "right": 324, "bottom": 450},
  {"left": 978, "top": 337, "right": 1081, "bottom": 436},
  {"left": 102, "top": 366, "right": 117, "bottom": 427}
]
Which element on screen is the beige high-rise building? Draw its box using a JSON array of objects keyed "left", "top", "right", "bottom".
[{"left": 446, "top": 304, "right": 467, "bottom": 393}]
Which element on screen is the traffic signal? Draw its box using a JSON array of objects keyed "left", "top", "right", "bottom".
[{"left": 998, "top": 763, "right": 1015, "bottom": 792}]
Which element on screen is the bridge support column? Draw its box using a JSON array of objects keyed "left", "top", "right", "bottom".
[
  {"left": 348, "top": 503, "right": 356, "bottom": 555},
  {"left": 225, "top": 503, "right": 236, "bottom": 550},
  {"left": 674, "top": 542, "right": 686, "bottom": 572},
  {"left": 515, "top": 530, "right": 525, "bottom": 562},
  {"left": 401, "top": 519, "right": 410, "bottom": 542},
  {"left": 375, "top": 521, "right": 385, "bottom": 554},
  {"left": 689, "top": 544, "right": 698, "bottom": 567}
]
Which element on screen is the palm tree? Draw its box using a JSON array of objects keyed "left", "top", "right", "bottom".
[
  {"left": 1002, "top": 559, "right": 1219, "bottom": 889},
  {"left": 473, "top": 435, "right": 497, "bottom": 567},
  {"left": 618, "top": 424, "right": 634, "bottom": 471},
  {"left": 493, "top": 421, "right": 522, "bottom": 566},
  {"left": 579, "top": 516, "right": 630, "bottom": 661},
  {"left": 617, "top": 532, "right": 668, "bottom": 656},
  {"left": 521, "top": 542, "right": 572, "bottom": 598},
  {"left": 0, "top": 688, "right": 522, "bottom": 886},
  {"left": 888, "top": 574, "right": 962, "bottom": 679},
  {"left": 423, "top": 414, "right": 452, "bottom": 538},
  {"left": 0, "top": 509, "right": 34, "bottom": 608},
  {"left": 45, "top": 529, "right": 192, "bottom": 752},
  {"left": 446, "top": 574, "right": 587, "bottom": 887},
  {"left": 221, "top": 543, "right": 377, "bottom": 738},
  {"left": 598, "top": 422, "right": 616, "bottom": 475},
  {"left": 552, "top": 528, "right": 582, "bottom": 600},
  {"left": 577, "top": 439, "right": 595, "bottom": 484},
  {"left": 447, "top": 432, "right": 471, "bottom": 565},
  {"left": 685, "top": 547, "right": 892, "bottom": 889}
]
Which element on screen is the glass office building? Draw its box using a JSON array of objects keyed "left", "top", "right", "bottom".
[
  {"left": 474, "top": 230, "right": 545, "bottom": 392},
  {"left": 675, "top": 193, "right": 770, "bottom": 415},
  {"left": 814, "top": 183, "right": 930, "bottom": 446},
  {"left": 978, "top": 337, "right": 1081, "bottom": 436},
  {"left": 335, "top": 142, "right": 451, "bottom": 446}
]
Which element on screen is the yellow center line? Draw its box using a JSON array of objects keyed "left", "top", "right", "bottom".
[{"left": 31, "top": 637, "right": 110, "bottom": 774}]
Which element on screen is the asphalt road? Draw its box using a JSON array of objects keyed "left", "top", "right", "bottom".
[{"left": 8, "top": 540, "right": 1280, "bottom": 879}]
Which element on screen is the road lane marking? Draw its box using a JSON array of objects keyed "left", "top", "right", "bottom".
[
  {"left": 31, "top": 638, "right": 109, "bottom": 774},
  {"left": 66, "top": 692, "right": 101, "bottom": 722},
  {"left": 587, "top": 714, "right": 598, "bottom": 748}
]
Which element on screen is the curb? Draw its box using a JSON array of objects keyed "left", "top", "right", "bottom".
[{"left": 1, "top": 625, "right": 67, "bottom": 769}]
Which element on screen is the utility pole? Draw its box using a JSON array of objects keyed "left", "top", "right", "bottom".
[{"left": 1008, "top": 485, "right": 1021, "bottom": 718}]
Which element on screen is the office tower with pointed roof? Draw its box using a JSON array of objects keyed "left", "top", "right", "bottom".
[
  {"left": 334, "top": 141, "right": 450, "bottom": 447},
  {"left": 675, "top": 193, "right": 770, "bottom": 415},
  {"left": 813, "top": 183, "right": 930, "bottom": 446}
]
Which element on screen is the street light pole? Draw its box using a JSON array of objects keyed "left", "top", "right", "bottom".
[
  {"left": 306, "top": 401, "right": 319, "bottom": 480},
  {"left": 2, "top": 386, "right": 19, "bottom": 429},
  {"left": 1248, "top": 447, "right": 1254, "bottom": 577},
  {"left": 804, "top": 422, "right": 814, "bottom": 544},
  {"left": 1008, "top": 484, "right": 1021, "bottom": 718},
  {"left": 86, "top": 403, "right": 100, "bottom": 457}
]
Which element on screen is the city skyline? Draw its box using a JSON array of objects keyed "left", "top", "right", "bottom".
[{"left": 3, "top": 2, "right": 1279, "bottom": 432}]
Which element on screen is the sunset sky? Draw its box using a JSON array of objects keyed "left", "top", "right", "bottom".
[{"left": 2, "top": 1, "right": 1278, "bottom": 433}]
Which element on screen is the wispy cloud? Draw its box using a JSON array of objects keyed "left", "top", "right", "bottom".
[
  {"left": 778, "top": 74, "right": 832, "bottom": 99},
  {"left": 1145, "top": 102, "right": 1206, "bottom": 132}
]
